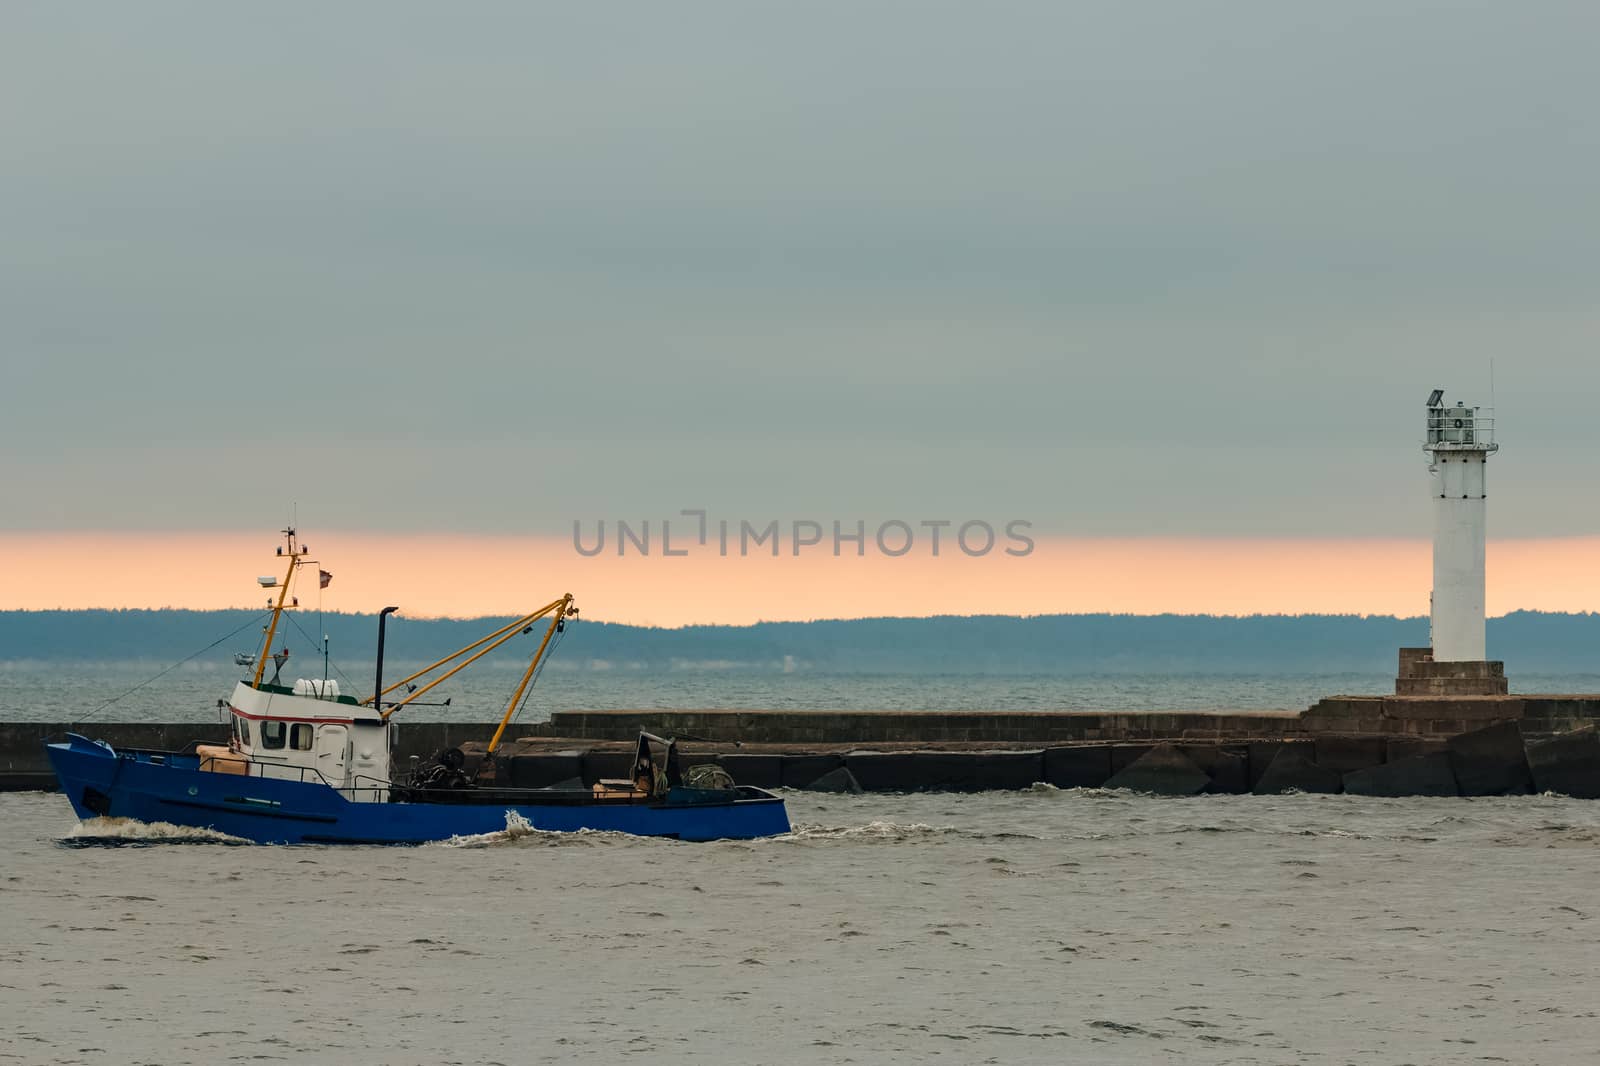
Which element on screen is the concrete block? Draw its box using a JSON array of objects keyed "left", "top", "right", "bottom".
[
  {"left": 1210, "top": 749, "right": 1250, "bottom": 794},
  {"left": 581, "top": 749, "right": 636, "bottom": 785},
  {"left": 1253, "top": 745, "right": 1343, "bottom": 795},
  {"left": 1525, "top": 697, "right": 1600, "bottom": 725},
  {"left": 780, "top": 754, "right": 843, "bottom": 789},
  {"left": 1394, "top": 661, "right": 1510, "bottom": 696},
  {"left": 1307, "top": 697, "right": 1365, "bottom": 718},
  {"left": 1110, "top": 744, "right": 1153, "bottom": 773},
  {"left": 1184, "top": 745, "right": 1249, "bottom": 794},
  {"left": 973, "top": 751, "right": 1045, "bottom": 791},
  {"left": 715, "top": 753, "right": 785, "bottom": 789},
  {"left": 1386, "top": 737, "right": 1447, "bottom": 762},
  {"left": 1397, "top": 647, "right": 1433, "bottom": 680},
  {"left": 504, "top": 750, "right": 585, "bottom": 788},
  {"left": 1343, "top": 753, "right": 1459, "bottom": 797},
  {"left": 1526, "top": 728, "right": 1600, "bottom": 799},
  {"left": 1042, "top": 746, "right": 1112, "bottom": 789},
  {"left": 1105, "top": 743, "right": 1211, "bottom": 796},
  {"left": 0, "top": 772, "right": 56, "bottom": 792},
  {"left": 1408, "top": 659, "right": 1505, "bottom": 679},
  {"left": 0, "top": 725, "right": 48, "bottom": 774},
  {"left": 1383, "top": 696, "right": 1523, "bottom": 721},
  {"left": 803, "top": 766, "right": 863, "bottom": 794},
  {"left": 392, "top": 724, "right": 459, "bottom": 762},
  {"left": 844, "top": 751, "right": 976, "bottom": 792},
  {"left": 1314, "top": 737, "right": 1388, "bottom": 774},
  {"left": 1447, "top": 721, "right": 1534, "bottom": 796},
  {"left": 1247, "top": 742, "right": 1300, "bottom": 789}
]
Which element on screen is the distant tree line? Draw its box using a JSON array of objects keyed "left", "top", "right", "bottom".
[{"left": 1, "top": 609, "right": 1595, "bottom": 674}]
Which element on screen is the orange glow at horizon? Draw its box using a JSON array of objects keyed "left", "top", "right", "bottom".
[{"left": 1, "top": 532, "right": 1597, "bottom": 626}]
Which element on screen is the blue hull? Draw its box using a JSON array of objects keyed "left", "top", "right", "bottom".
[{"left": 46, "top": 735, "right": 790, "bottom": 845}]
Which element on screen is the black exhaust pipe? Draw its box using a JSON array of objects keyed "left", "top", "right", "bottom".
[{"left": 374, "top": 606, "right": 400, "bottom": 715}]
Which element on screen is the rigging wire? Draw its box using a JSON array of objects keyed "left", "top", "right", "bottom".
[
  {"left": 505, "top": 618, "right": 570, "bottom": 731},
  {"left": 81, "top": 611, "right": 272, "bottom": 721},
  {"left": 283, "top": 609, "right": 360, "bottom": 695}
]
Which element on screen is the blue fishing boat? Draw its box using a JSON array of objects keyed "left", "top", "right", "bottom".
[{"left": 47, "top": 529, "right": 790, "bottom": 845}]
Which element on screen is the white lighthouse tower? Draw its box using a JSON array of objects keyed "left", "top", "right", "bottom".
[{"left": 1397, "top": 388, "right": 1508, "bottom": 695}]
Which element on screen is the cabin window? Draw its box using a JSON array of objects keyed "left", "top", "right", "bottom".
[
  {"left": 260, "top": 720, "right": 286, "bottom": 749},
  {"left": 235, "top": 718, "right": 251, "bottom": 747},
  {"left": 290, "top": 723, "right": 314, "bottom": 751}
]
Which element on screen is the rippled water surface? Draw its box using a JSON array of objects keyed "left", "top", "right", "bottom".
[
  {"left": 5, "top": 788, "right": 1600, "bottom": 1064},
  {"left": 8, "top": 662, "right": 1600, "bottom": 724}
]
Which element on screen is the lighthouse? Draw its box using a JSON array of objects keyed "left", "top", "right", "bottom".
[{"left": 1396, "top": 388, "right": 1508, "bottom": 695}]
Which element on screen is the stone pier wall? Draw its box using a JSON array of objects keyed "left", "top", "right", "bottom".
[
  {"left": 1393, "top": 646, "right": 1510, "bottom": 696},
  {"left": 7, "top": 694, "right": 1600, "bottom": 795},
  {"left": 533, "top": 708, "right": 1309, "bottom": 745},
  {"left": 542, "top": 696, "right": 1600, "bottom": 745}
]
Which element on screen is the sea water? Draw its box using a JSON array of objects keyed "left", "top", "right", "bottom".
[
  {"left": 7, "top": 667, "right": 1600, "bottom": 1063},
  {"left": 7, "top": 661, "right": 1600, "bottom": 724},
  {"left": 4, "top": 788, "right": 1600, "bottom": 1064}
]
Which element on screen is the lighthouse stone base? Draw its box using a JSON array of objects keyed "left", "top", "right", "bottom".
[{"left": 1395, "top": 647, "right": 1509, "bottom": 696}]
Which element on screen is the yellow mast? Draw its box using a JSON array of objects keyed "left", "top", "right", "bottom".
[
  {"left": 251, "top": 528, "right": 303, "bottom": 689},
  {"left": 485, "top": 594, "right": 573, "bottom": 756},
  {"left": 378, "top": 595, "right": 572, "bottom": 721},
  {"left": 240, "top": 532, "right": 577, "bottom": 730},
  {"left": 362, "top": 611, "right": 549, "bottom": 706}
]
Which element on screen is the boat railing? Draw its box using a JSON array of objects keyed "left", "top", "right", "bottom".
[
  {"left": 336, "top": 786, "right": 392, "bottom": 803},
  {"left": 248, "top": 761, "right": 337, "bottom": 786},
  {"left": 341, "top": 773, "right": 395, "bottom": 803},
  {"left": 196, "top": 755, "right": 393, "bottom": 802},
  {"left": 253, "top": 763, "right": 394, "bottom": 803}
]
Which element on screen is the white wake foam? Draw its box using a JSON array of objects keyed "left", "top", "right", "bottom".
[
  {"left": 65, "top": 816, "right": 251, "bottom": 846},
  {"left": 433, "top": 809, "right": 540, "bottom": 848},
  {"left": 778, "top": 819, "right": 952, "bottom": 843},
  {"left": 429, "top": 810, "right": 643, "bottom": 849}
]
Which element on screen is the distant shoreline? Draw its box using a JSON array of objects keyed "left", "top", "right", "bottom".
[{"left": 2, "top": 608, "right": 1596, "bottom": 673}]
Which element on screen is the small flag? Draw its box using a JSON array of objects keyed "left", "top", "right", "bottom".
[{"left": 319, "top": 569, "right": 333, "bottom": 589}]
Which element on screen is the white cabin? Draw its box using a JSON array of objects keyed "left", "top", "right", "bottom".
[{"left": 223, "top": 680, "right": 392, "bottom": 800}]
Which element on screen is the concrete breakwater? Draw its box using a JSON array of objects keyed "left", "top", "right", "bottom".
[
  {"left": 6, "top": 695, "right": 1600, "bottom": 798},
  {"left": 538, "top": 695, "right": 1600, "bottom": 744},
  {"left": 479, "top": 720, "right": 1600, "bottom": 799}
]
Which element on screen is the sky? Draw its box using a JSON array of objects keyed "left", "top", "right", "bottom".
[
  {"left": 3, "top": 3, "right": 1597, "bottom": 621},
  {"left": 4, "top": 532, "right": 1600, "bottom": 627}
]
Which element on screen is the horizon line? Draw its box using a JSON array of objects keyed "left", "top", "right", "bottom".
[
  {"left": 4, "top": 605, "right": 1597, "bottom": 628},
  {"left": 4, "top": 531, "right": 1597, "bottom": 625}
]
